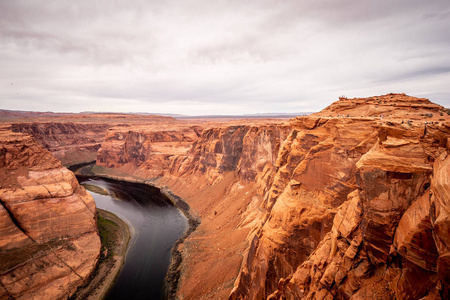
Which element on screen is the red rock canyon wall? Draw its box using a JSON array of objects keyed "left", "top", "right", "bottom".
[
  {"left": 6, "top": 94, "right": 449, "bottom": 299},
  {"left": 0, "top": 126, "right": 101, "bottom": 299}
]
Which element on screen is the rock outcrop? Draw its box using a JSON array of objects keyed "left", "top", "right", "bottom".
[
  {"left": 94, "top": 94, "right": 450, "bottom": 299},
  {"left": 5, "top": 93, "right": 449, "bottom": 299},
  {"left": 11, "top": 122, "right": 109, "bottom": 166},
  {"left": 96, "top": 121, "right": 290, "bottom": 298},
  {"left": 229, "top": 116, "right": 380, "bottom": 299},
  {"left": 10, "top": 114, "right": 177, "bottom": 166},
  {"left": 277, "top": 121, "right": 450, "bottom": 300},
  {"left": 0, "top": 126, "right": 101, "bottom": 299},
  {"left": 226, "top": 97, "right": 449, "bottom": 300},
  {"left": 316, "top": 93, "right": 446, "bottom": 120},
  {"left": 96, "top": 123, "right": 203, "bottom": 178}
]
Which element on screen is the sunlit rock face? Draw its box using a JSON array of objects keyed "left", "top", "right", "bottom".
[
  {"left": 90, "top": 94, "right": 450, "bottom": 300},
  {"left": 259, "top": 105, "right": 450, "bottom": 299},
  {"left": 0, "top": 126, "right": 100, "bottom": 299},
  {"left": 7, "top": 94, "right": 449, "bottom": 299},
  {"left": 229, "top": 116, "right": 380, "bottom": 299},
  {"left": 280, "top": 145, "right": 450, "bottom": 300},
  {"left": 315, "top": 93, "right": 445, "bottom": 119}
]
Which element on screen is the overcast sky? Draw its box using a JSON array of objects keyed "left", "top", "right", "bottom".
[{"left": 1, "top": 0, "right": 449, "bottom": 115}]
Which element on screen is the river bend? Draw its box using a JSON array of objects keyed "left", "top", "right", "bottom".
[{"left": 77, "top": 176, "right": 188, "bottom": 300}]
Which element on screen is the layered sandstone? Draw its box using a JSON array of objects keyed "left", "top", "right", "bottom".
[
  {"left": 0, "top": 126, "right": 101, "bottom": 299},
  {"left": 228, "top": 97, "right": 450, "bottom": 300},
  {"left": 92, "top": 94, "right": 449, "bottom": 299},
  {"left": 316, "top": 93, "right": 446, "bottom": 120},
  {"left": 5, "top": 94, "right": 448, "bottom": 299},
  {"left": 11, "top": 122, "right": 110, "bottom": 166},
  {"left": 95, "top": 120, "right": 290, "bottom": 298},
  {"left": 9, "top": 113, "right": 177, "bottom": 166},
  {"left": 229, "top": 116, "right": 381, "bottom": 299},
  {"left": 278, "top": 121, "right": 450, "bottom": 300},
  {"left": 95, "top": 119, "right": 289, "bottom": 181},
  {"left": 96, "top": 123, "right": 203, "bottom": 178}
]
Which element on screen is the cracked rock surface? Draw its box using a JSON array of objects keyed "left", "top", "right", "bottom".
[{"left": 0, "top": 126, "right": 100, "bottom": 299}]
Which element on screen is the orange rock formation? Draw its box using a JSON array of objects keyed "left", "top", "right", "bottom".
[
  {"left": 9, "top": 114, "right": 177, "bottom": 166},
  {"left": 94, "top": 94, "right": 450, "bottom": 299},
  {"left": 316, "top": 93, "right": 445, "bottom": 120},
  {"left": 0, "top": 126, "right": 100, "bottom": 299},
  {"left": 3, "top": 93, "right": 449, "bottom": 299},
  {"left": 11, "top": 122, "right": 109, "bottom": 166}
]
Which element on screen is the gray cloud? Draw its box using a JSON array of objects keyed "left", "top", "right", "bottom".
[{"left": 0, "top": 0, "right": 449, "bottom": 115}]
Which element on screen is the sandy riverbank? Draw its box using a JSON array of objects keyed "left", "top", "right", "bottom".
[{"left": 70, "top": 209, "right": 131, "bottom": 300}]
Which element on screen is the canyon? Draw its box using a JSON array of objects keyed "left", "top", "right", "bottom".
[{"left": 1, "top": 93, "right": 449, "bottom": 299}]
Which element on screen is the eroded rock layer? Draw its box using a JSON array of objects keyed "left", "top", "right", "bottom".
[
  {"left": 315, "top": 93, "right": 446, "bottom": 119},
  {"left": 5, "top": 94, "right": 449, "bottom": 299},
  {"left": 0, "top": 126, "right": 100, "bottom": 299},
  {"left": 93, "top": 94, "right": 449, "bottom": 300},
  {"left": 11, "top": 122, "right": 109, "bottom": 166},
  {"left": 278, "top": 122, "right": 450, "bottom": 300},
  {"left": 96, "top": 123, "right": 204, "bottom": 178},
  {"left": 10, "top": 114, "right": 178, "bottom": 166},
  {"left": 96, "top": 121, "right": 290, "bottom": 298}
]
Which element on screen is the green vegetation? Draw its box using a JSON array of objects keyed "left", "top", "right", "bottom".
[
  {"left": 97, "top": 213, "right": 119, "bottom": 259},
  {"left": 69, "top": 210, "right": 129, "bottom": 300}
]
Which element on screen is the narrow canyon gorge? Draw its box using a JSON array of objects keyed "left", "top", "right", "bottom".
[{"left": 1, "top": 93, "right": 449, "bottom": 299}]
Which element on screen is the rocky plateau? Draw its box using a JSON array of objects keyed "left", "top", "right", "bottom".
[{"left": 1, "top": 93, "right": 449, "bottom": 299}]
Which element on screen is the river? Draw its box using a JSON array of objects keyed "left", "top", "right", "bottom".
[{"left": 76, "top": 176, "right": 188, "bottom": 300}]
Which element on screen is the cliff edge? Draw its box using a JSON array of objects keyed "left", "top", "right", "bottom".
[
  {"left": 94, "top": 94, "right": 449, "bottom": 299},
  {"left": 6, "top": 93, "right": 449, "bottom": 299},
  {"left": 0, "top": 126, "right": 101, "bottom": 299}
]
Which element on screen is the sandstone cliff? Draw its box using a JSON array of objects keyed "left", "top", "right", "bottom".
[
  {"left": 229, "top": 116, "right": 380, "bottom": 299},
  {"left": 227, "top": 96, "right": 450, "bottom": 300},
  {"left": 10, "top": 113, "right": 177, "bottom": 166},
  {"left": 95, "top": 121, "right": 290, "bottom": 298},
  {"left": 315, "top": 93, "right": 446, "bottom": 120},
  {"left": 11, "top": 122, "right": 110, "bottom": 166},
  {"left": 276, "top": 121, "right": 450, "bottom": 300},
  {"left": 0, "top": 126, "right": 101, "bottom": 299},
  {"left": 161, "top": 122, "right": 291, "bottom": 299},
  {"left": 9, "top": 94, "right": 449, "bottom": 299},
  {"left": 92, "top": 94, "right": 449, "bottom": 299},
  {"left": 96, "top": 123, "right": 203, "bottom": 178}
]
